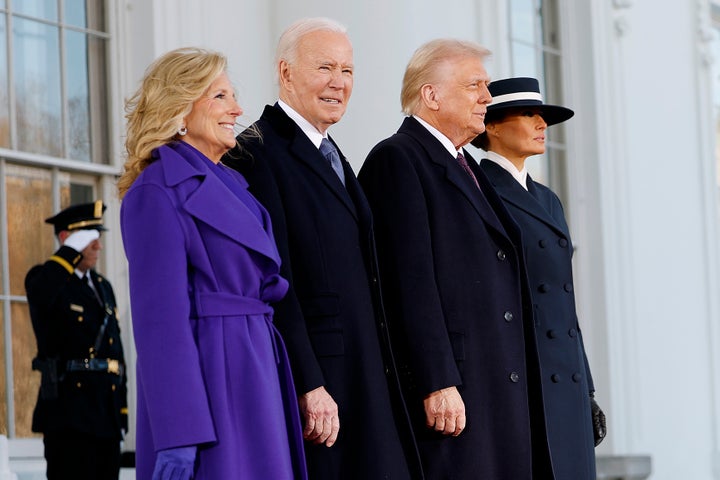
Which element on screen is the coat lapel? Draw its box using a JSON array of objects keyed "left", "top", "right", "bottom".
[
  {"left": 262, "top": 104, "right": 358, "bottom": 221},
  {"left": 480, "top": 159, "right": 568, "bottom": 238},
  {"left": 158, "top": 142, "right": 280, "bottom": 263},
  {"left": 400, "top": 118, "right": 507, "bottom": 236}
]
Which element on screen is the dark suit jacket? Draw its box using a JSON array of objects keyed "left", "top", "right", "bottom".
[
  {"left": 359, "top": 116, "right": 549, "bottom": 479},
  {"left": 224, "top": 104, "right": 422, "bottom": 479},
  {"left": 25, "top": 246, "right": 128, "bottom": 440},
  {"left": 479, "top": 159, "right": 597, "bottom": 480}
]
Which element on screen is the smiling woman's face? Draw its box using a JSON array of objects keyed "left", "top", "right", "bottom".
[{"left": 183, "top": 72, "right": 242, "bottom": 163}]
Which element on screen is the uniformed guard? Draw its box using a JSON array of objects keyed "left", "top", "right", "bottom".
[{"left": 25, "top": 200, "right": 128, "bottom": 480}]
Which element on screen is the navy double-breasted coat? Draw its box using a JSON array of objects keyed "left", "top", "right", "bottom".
[
  {"left": 224, "top": 104, "right": 421, "bottom": 479},
  {"left": 358, "top": 117, "right": 550, "bottom": 479},
  {"left": 479, "top": 159, "right": 597, "bottom": 480}
]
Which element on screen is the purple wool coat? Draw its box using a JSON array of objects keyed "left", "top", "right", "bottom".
[{"left": 120, "top": 142, "right": 307, "bottom": 480}]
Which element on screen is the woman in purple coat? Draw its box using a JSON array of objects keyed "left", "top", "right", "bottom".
[{"left": 118, "top": 48, "right": 306, "bottom": 480}]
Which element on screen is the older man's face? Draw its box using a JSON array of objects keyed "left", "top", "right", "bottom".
[
  {"left": 433, "top": 56, "right": 491, "bottom": 148},
  {"left": 280, "top": 30, "right": 354, "bottom": 135}
]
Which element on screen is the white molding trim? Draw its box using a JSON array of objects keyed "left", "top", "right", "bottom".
[
  {"left": 589, "top": 0, "right": 641, "bottom": 452},
  {"left": 693, "top": 1, "right": 720, "bottom": 476}
]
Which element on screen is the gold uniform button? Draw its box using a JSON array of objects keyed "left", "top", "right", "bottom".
[
  {"left": 112, "top": 385, "right": 116, "bottom": 391},
  {"left": 76, "top": 382, "right": 82, "bottom": 388},
  {"left": 109, "top": 338, "right": 114, "bottom": 345},
  {"left": 78, "top": 316, "right": 83, "bottom": 322}
]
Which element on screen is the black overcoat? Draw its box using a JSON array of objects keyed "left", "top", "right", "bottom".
[
  {"left": 25, "top": 245, "right": 128, "bottom": 439},
  {"left": 479, "top": 159, "right": 597, "bottom": 480},
  {"left": 358, "top": 117, "right": 550, "bottom": 479},
  {"left": 224, "top": 104, "right": 422, "bottom": 479}
]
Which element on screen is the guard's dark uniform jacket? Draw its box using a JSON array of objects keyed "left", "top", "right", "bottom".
[{"left": 25, "top": 244, "right": 128, "bottom": 439}]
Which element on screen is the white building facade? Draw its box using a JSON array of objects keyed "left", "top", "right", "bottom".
[{"left": 1, "top": 0, "right": 719, "bottom": 478}]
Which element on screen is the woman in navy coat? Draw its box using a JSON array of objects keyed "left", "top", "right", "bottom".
[
  {"left": 472, "top": 77, "right": 606, "bottom": 480},
  {"left": 118, "top": 48, "right": 306, "bottom": 480}
]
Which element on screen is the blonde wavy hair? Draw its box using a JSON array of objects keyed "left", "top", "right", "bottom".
[
  {"left": 118, "top": 47, "right": 228, "bottom": 198},
  {"left": 400, "top": 39, "right": 491, "bottom": 116}
]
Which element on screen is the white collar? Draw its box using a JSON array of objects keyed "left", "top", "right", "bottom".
[
  {"left": 485, "top": 150, "right": 529, "bottom": 190},
  {"left": 278, "top": 100, "right": 328, "bottom": 148},
  {"left": 413, "top": 115, "right": 464, "bottom": 159}
]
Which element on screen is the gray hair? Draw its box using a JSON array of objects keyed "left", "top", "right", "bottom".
[{"left": 275, "top": 17, "right": 348, "bottom": 82}]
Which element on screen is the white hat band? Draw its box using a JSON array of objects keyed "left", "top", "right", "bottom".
[{"left": 489, "top": 91, "right": 543, "bottom": 106}]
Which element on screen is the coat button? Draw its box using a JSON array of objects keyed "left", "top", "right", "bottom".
[
  {"left": 551, "top": 374, "right": 560, "bottom": 383},
  {"left": 78, "top": 316, "right": 83, "bottom": 323},
  {"left": 538, "top": 283, "right": 550, "bottom": 293},
  {"left": 509, "top": 372, "right": 520, "bottom": 383},
  {"left": 112, "top": 384, "right": 117, "bottom": 391},
  {"left": 547, "top": 329, "right": 557, "bottom": 339},
  {"left": 372, "top": 277, "right": 378, "bottom": 284},
  {"left": 496, "top": 250, "right": 507, "bottom": 261},
  {"left": 572, "top": 373, "right": 583, "bottom": 383},
  {"left": 568, "top": 328, "right": 577, "bottom": 338},
  {"left": 538, "top": 239, "right": 547, "bottom": 248},
  {"left": 564, "top": 283, "right": 573, "bottom": 292},
  {"left": 504, "top": 311, "right": 514, "bottom": 322},
  {"left": 558, "top": 238, "right": 568, "bottom": 248},
  {"left": 76, "top": 382, "right": 82, "bottom": 388},
  {"left": 109, "top": 338, "right": 114, "bottom": 345}
]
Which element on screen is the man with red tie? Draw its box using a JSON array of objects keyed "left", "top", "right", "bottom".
[{"left": 359, "top": 39, "right": 551, "bottom": 479}]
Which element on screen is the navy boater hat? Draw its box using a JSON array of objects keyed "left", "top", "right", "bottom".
[
  {"left": 45, "top": 200, "right": 107, "bottom": 234},
  {"left": 485, "top": 77, "right": 574, "bottom": 126}
]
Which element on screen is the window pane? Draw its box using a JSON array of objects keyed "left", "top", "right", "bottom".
[
  {"left": 12, "top": 0, "right": 57, "bottom": 21},
  {"left": 510, "top": 0, "right": 536, "bottom": 44},
  {"left": 66, "top": 30, "right": 91, "bottom": 162},
  {"left": 0, "top": 15, "right": 8, "bottom": 148},
  {"left": 64, "top": 0, "right": 106, "bottom": 31},
  {"left": 6, "top": 165, "right": 57, "bottom": 297},
  {"left": 0, "top": 302, "right": 6, "bottom": 436},
  {"left": 13, "top": 18, "right": 62, "bottom": 157},
  {"left": 86, "top": 35, "right": 109, "bottom": 164},
  {"left": 12, "top": 301, "right": 39, "bottom": 438},
  {"left": 540, "top": 0, "right": 560, "bottom": 50},
  {"left": 511, "top": 42, "right": 539, "bottom": 77}
]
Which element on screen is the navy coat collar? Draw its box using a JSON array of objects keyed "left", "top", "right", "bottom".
[
  {"left": 480, "top": 158, "right": 568, "bottom": 239},
  {"left": 260, "top": 104, "right": 359, "bottom": 221},
  {"left": 398, "top": 117, "right": 507, "bottom": 236},
  {"left": 155, "top": 141, "right": 281, "bottom": 264}
]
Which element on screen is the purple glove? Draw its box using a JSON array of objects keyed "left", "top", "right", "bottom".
[{"left": 152, "top": 446, "right": 197, "bottom": 480}]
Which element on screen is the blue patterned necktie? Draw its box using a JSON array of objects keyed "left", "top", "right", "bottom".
[{"left": 320, "top": 138, "right": 345, "bottom": 186}]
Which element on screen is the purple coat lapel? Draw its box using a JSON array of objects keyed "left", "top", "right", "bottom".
[{"left": 157, "top": 143, "right": 281, "bottom": 264}]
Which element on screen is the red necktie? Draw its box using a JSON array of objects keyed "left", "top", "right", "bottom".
[{"left": 456, "top": 152, "right": 480, "bottom": 189}]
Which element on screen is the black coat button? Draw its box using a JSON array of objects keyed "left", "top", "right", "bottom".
[
  {"left": 547, "top": 330, "right": 557, "bottom": 339},
  {"left": 559, "top": 238, "right": 568, "bottom": 248},
  {"left": 509, "top": 372, "right": 520, "bottom": 383},
  {"left": 568, "top": 328, "right": 577, "bottom": 338},
  {"left": 564, "top": 283, "right": 573, "bottom": 292},
  {"left": 496, "top": 250, "right": 507, "bottom": 261},
  {"left": 504, "top": 311, "right": 514, "bottom": 322},
  {"left": 538, "top": 239, "right": 547, "bottom": 248},
  {"left": 551, "top": 374, "right": 560, "bottom": 383},
  {"left": 572, "top": 373, "right": 582, "bottom": 383},
  {"left": 538, "top": 284, "right": 550, "bottom": 293}
]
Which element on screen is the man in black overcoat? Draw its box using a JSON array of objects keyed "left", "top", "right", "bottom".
[
  {"left": 223, "top": 17, "right": 422, "bottom": 480},
  {"left": 358, "top": 39, "right": 552, "bottom": 479},
  {"left": 25, "top": 200, "right": 128, "bottom": 480}
]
